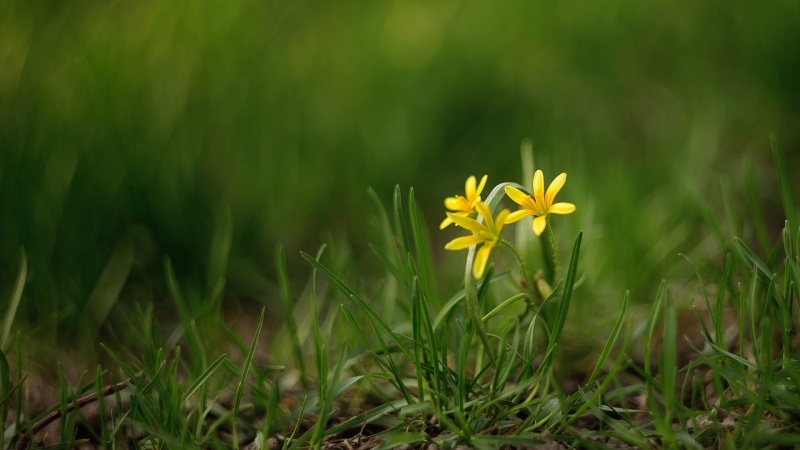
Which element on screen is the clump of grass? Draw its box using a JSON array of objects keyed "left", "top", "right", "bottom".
[
  {"left": 279, "top": 141, "right": 800, "bottom": 448},
  {"left": 2, "top": 139, "right": 799, "bottom": 449}
]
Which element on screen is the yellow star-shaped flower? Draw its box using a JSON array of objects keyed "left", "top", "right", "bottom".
[
  {"left": 439, "top": 175, "right": 488, "bottom": 229},
  {"left": 444, "top": 201, "right": 510, "bottom": 279},
  {"left": 504, "top": 170, "right": 576, "bottom": 236}
]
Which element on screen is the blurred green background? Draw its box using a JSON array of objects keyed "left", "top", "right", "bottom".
[{"left": 1, "top": 0, "right": 798, "bottom": 344}]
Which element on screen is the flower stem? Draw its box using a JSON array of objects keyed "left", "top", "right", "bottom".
[
  {"left": 500, "top": 238, "right": 540, "bottom": 303},
  {"left": 541, "top": 215, "right": 559, "bottom": 284}
]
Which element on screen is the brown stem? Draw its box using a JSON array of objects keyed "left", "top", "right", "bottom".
[{"left": 14, "top": 375, "right": 138, "bottom": 450}]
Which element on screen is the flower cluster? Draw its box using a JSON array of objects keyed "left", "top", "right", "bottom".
[
  {"left": 442, "top": 171, "right": 575, "bottom": 278},
  {"left": 444, "top": 201, "right": 510, "bottom": 279},
  {"left": 439, "top": 174, "right": 488, "bottom": 229}
]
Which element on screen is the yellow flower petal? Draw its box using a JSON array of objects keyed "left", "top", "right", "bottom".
[
  {"left": 465, "top": 175, "right": 477, "bottom": 198},
  {"left": 476, "top": 175, "right": 488, "bottom": 196},
  {"left": 447, "top": 212, "right": 484, "bottom": 233},
  {"left": 546, "top": 173, "right": 567, "bottom": 206},
  {"left": 533, "top": 170, "right": 545, "bottom": 206},
  {"left": 439, "top": 216, "right": 454, "bottom": 229},
  {"left": 473, "top": 243, "right": 493, "bottom": 278},
  {"left": 504, "top": 186, "right": 535, "bottom": 210},
  {"left": 444, "top": 197, "right": 461, "bottom": 210},
  {"left": 533, "top": 215, "right": 548, "bottom": 236},
  {"left": 474, "top": 202, "right": 494, "bottom": 229},
  {"left": 505, "top": 209, "right": 534, "bottom": 223},
  {"left": 495, "top": 208, "right": 510, "bottom": 230},
  {"left": 445, "top": 235, "right": 485, "bottom": 250},
  {"left": 550, "top": 202, "right": 576, "bottom": 215}
]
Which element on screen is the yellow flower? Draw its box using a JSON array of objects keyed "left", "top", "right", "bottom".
[
  {"left": 445, "top": 201, "right": 510, "bottom": 279},
  {"left": 439, "top": 174, "right": 488, "bottom": 229},
  {"left": 504, "top": 170, "right": 576, "bottom": 236}
]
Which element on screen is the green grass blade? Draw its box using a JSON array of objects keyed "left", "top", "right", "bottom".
[
  {"left": 784, "top": 223, "right": 800, "bottom": 289},
  {"left": 340, "top": 305, "right": 413, "bottom": 404},
  {"left": 696, "top": 193, "right": 730, "bottom": 253},
  {"left": 301, "top": 252, "right": 414, "bottom": 361},
  {"left": 715, "top": 253, "right": 733, "bottom": 351},
  {"left": 492, "top": 319, "right": 520, "bottom": 398},
  {"left": 481, "top": 293, "right": 528, "bottom": 323},
  {"left": 520, "top": 279, "right": 562, "bottom": 382},
  {"left": 232, "top": 307, "right": 265, "bottom": 450},
  {"left": 369, "top": 243, "right": 411, "bottom": 292},
  {"left": 276, "top": 243, "right": 307, "bottom": 388},
  {"left": 57, "top": 364, "right": 72, "bottom": 444},
  {"left": 432, "top": 290, "right": 465, "bottom": 331},
  {"left": 100, "top": 344, "right": 141, "bottom": 383},
  {"left": 417, "top": 278, "right": 444, "bottom": 408},
  {"left": 412, "top": 278, "right": 427, "bottom": 404},
  {"left": 737, "top": 282, "right": 746, "bottom": 359},
  {"left": 748, "top": 269, "right": 760, "bottom": 362},
  {"left": 660, "top": 291, "right": 678, "bottom": 430},
  {"left": 707, "top": 341, "right": 758, "bottom": 370},
  {"left": 432, "top": 271, "right": 506, "bottom": 331},
  {"left": 206, "top": 208, "right": 232, "bottom": 295},
  {"left": 283, "top": 395, "right": 310, "bottom": 450},
  {"left": 771, "top": 134, "right": 797, "bottom": 227},
  {"left": 165, "top": 257, "right": 207, "bottom": 373},
  {"left": 312, "top": 344, "right": 348, "bottom": 447},
  {"left": 409, "top": 187, "right": 439, "bottom": 305},
  {"left": 744, "top": 161, "right": 771, "bottom": 253},
  {"left": 543, "top": 231, "right": 583, "bottom": 365},
  {"left": 1, "top": 248, "right": 26, "bottom": 351},
  {"left": 373, "top": 432, "right": 430, "bottom": 450},
  {"left": 679, "top": 253, "right": 713, "bottom": 330},
  {"left": 310, "top": 243, "right": 327, "bottom": 389},
  {"left": 0, "top": 350, "right": 8, "bottom": 448},
  {"left": 262, "top": 377, "right": 281, "bottom": 437},
  {"left": 521, "top": 139, "right": 535, "bottom": 186},
  {"left": 645, "top": 280, "right": 666, "bottom": 380},
  {"left": 13, "top": 335, "right": 23, "bottom": 431},
  {"left": 367, "top": 187, "right": 395, "bottom": 258},
  {"left": 567, "top": 362, "right": 628, "bottom": 427},
  {"left": 393, "top": 184, "right": 412, "bottom": 263},
  {"left": 93, "top": 366, "right": 109, "bottom": 446},
  {"left": 587, "top": 291, "right": 629, "bottom": 384},
  {"left": 325, "top": 399, "right": 407, "bottom": 436},
  {"left": 83, "top": 240, "right": 134, "bottom": 337},
  {"left": 183, "top": 354, "right": 228, "bottom": 404},
  {"left": 735, "top": 237, "right": 773, "bottom": 281}
]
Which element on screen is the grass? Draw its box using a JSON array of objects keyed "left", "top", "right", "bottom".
[
  {"left": 1, "top": 1, "right": 799, "bottom": 447},
  {"left": 1, "top": 142, "right": 798, "bottom": 449}
]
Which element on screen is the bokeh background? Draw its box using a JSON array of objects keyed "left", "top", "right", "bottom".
[{"left": 1, "top": 0, "right": 799, "bottom": 352}]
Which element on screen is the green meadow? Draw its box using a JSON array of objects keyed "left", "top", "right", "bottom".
[{"left": 1, "top": 0, "right": 799, "bottom": 448}]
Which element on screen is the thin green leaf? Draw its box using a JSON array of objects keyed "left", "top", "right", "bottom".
[
  {"left": 735, "top": 237, "right": 773, "bottom": 281},
  {"left": 744, "top": 161, "right": 771, "bottom": 253},
  {"left": 301, "top": 252, "right": 414, "bottom": 361},
  {"left": 661, "top": 292, "right": 678, "bottom": 425},
  {"left": 409, "top": 187, "right": 439, "bottom": 305},
  {"left": 165, "top": 257, "right": 206, "bottom": 373},
  {"left": 771, "top": 134, "right": 797, "bottom": 227},
  {"left": 1, "top": 248, "right": 26, "bottom": 351},
  {"left": 276, "top": 244, "right": 307, "bottom": 388},
  {"left": 182, "top": 354, "right": 228, "bottom": 404},
  {"left": 645, "top": 280, "right": 666, "bottom": 377},
  {"left": 232, "top": 307, "right": 265, "bottom": 450},
  {"left": 393, "top": 185, "right": 412, "bottom": 264},
  {"left": 587, "top": 291, "right": 629, "bottom": 384},
  {"left": 0, "top": 350, "right": 9, "bottom": 448},
  {"left": 544, "top": 231, "right": 583, "bottom": 365},
  {"left": 482, "top": 293, "right": 528, "bottom": 322}
]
